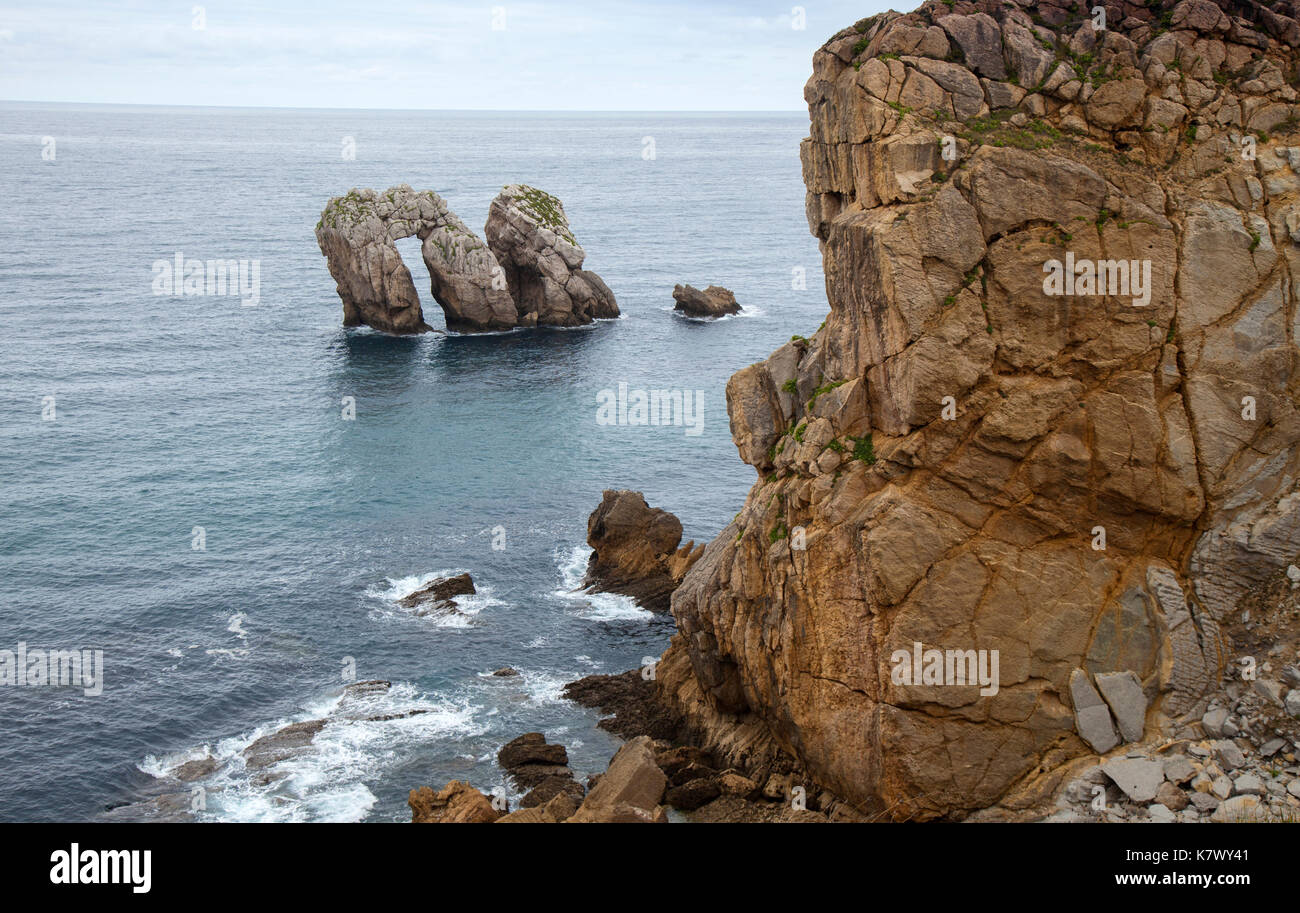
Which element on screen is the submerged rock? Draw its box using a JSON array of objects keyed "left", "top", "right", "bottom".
[
  {"left": 672, "top": 284, "right": 741, "bottom": 318},
  {"left": 242, "top": 719, "right": 327, "bottom": 771},
  {"left": 397, "top": 572, "right": 475, "bottom": 614}
]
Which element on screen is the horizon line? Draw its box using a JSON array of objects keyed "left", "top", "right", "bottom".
[{"left": 0, "top": 98, "right": 809, "bottom": 115}]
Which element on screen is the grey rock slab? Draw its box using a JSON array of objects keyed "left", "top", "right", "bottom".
[
  {"left": 1211, "top": 740, "right": 1247, "bottom": 771},
  {"left": 1146, "top": 803, "right": 1177, "bottom": 822},
  {"left": 1163, "top": 755, "right": 1196, "bottom": 784},
  {"left": 1095, "top": 671, "right": 1148, "bottom": 743},
  {"left": 1201, "top": 707, "right": 1229, "bottom": 738},
  {"left": 1070, "top": 668, "right": 1120, "bottom": 753},
  {"left": 1232, "top": 773, "right": 1264, "bottom": 796},
  {"left": 1101, "top": 758, "right": 1164, "bottom": 803}
]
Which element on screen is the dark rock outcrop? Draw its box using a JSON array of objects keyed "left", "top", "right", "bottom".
[
  {"left": 397, "top": 572, "right": 475, "bottom": 614},
  {"left": 496, "top": 732, "right": 576, "bottom": 790},
  {"left": 562, "top": 669, "right": 682, "bottom": 741},
  {"left": 672, "top": 284, "right": 742, "bottom": 318},
  {"left": 582, "top": 490, "right": 703, "bottom": 612}
]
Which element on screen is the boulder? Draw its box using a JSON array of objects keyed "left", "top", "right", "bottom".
[
  {"left": 567, "top": 735, "right": 667, "bottom": 823},
  {"left": 409, "top": 781, "right": 503, "bottom": 823},
  {"left": 521, "top": 776, "right": 585, "bottom": 808},
  {"left": 497, "top": 732, "right": 569, "bottom": 776},
  {"left": 672, "top": 284, "right": 742, "bottom": 318},
  {"left": 1211, "top": 795, "right": 1268, "bottom": 823},
  {"left": 496, "top": 791, "right": 580, "bottom": 823},
  {"left": 497, "top": 732, "right": 577, "bottom": 791},
  {"left": 665, "top": 777, "right": 722, "bottom": 810},
  {"left": 1101, "top": 759, "right": 1164, "bottom": 803}
]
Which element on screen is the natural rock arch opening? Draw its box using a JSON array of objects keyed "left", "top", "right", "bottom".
[{"left": 316, "top": 184, "right": 618, "bottom": 334}]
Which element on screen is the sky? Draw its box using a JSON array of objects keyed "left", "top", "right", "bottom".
[{"left": 0, "top": 1, "right": 893, "bottom": 110}]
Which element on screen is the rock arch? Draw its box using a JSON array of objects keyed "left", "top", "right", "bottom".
[{"left": 315, "top": 183, "right": 618, "bottom": 334}]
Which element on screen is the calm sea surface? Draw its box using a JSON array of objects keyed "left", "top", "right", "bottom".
[{"left": 0, "top": 104, "right": 826, "bottom": 821}]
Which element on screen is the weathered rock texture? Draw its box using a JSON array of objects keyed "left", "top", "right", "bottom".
[
  {"left": 673, "top": 284, "right": 743, "bottom": 318},
  {"left": 583, "top": 490, "right": 705, "bottom": 612},
  {"left": 317, "top": 183, "right": 617, "bottom": 333},
  {"left": 485, "top": 185, "right": 620, "bottom": 327},
  {"left": 409, "top": 781, "right": 503, "bottom": 823},
  {"left": 657, "top": 0, "right": 1300, "bottom": 820}
]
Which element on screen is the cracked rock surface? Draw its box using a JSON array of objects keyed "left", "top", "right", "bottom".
[{"left": 655, "top": 0, "right": 1300, "bottom": 820}]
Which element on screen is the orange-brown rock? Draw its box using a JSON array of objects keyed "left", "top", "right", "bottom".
[
  {"left": 408, "top": 781, "right": 503, "bottom": 823},
  {"left": 659, "top": 0, "right": 1300, "bottom": 820}
]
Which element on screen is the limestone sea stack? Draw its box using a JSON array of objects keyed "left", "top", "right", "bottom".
[
  {"left": 672, "top": 284, "right": 742, "bottom": 318},
  {"left": 582, "top": 490, "right": 703, "bottom": 612},
  {"left": 315, "top": 185, "right": 514, "bottom": 333},
  {"left": 651, "top": 0, "right": 1300, "bottom": 822},
  {"left": 485, "top": 184, "right": 620, "bottom": 327},
  {"left": 316, "top": 183, "right": 618, "bottom": 333}
]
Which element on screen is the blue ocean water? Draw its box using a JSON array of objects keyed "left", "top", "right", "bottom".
[{"left": 0, "top": 104, "right": 826, "bottom": 821}]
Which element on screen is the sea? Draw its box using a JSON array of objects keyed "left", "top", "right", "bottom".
[{"left": 0, "top": 104, "right": 827, "bottom": 821}]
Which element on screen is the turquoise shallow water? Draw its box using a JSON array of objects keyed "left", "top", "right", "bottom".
[{"left": 0, "top": 104, "right": 827, "bottom": 821}]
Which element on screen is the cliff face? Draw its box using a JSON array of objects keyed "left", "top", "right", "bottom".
[{"left": 659, "top": 0, "right": 1300, "bottom": 819}]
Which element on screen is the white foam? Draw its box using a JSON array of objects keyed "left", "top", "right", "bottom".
[
  {"left": 662, "top": 303, "right": 764, "bottom": 321},
  {"left": 552, "top": 544, "right": 651, "bottom": 621},
  {"left": 153, "top": 681, "right": 488, "bottom": 823},
  {"left": 367, "top": 569, "right": 504, "bottom": 628}
]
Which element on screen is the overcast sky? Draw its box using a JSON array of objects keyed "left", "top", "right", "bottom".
[{"left": 0, "top": 1, "right": 892, "bottom": 110}]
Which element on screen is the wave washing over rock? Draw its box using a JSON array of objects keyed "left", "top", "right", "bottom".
[{"left": 645, "top": 0, "right": 1300, "bottom": 821}]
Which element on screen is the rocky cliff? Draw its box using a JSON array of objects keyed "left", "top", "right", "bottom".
[{"left": 657, "top": 0, "right": 1300, "bottom": 820}]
